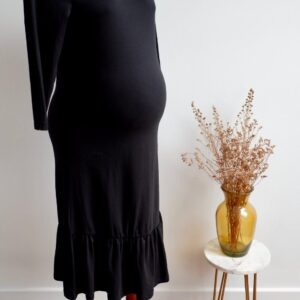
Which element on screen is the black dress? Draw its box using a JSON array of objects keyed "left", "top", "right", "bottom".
[{"left": 22, "top": 0, "right": 170, "bottom": 299}]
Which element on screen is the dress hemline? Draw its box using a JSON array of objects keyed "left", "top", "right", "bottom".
[{"left": 53, "top": 213, "right": 170, "bottom": 300}]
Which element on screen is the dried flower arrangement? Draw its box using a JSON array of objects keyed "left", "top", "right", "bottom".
[
  {"left": 181, "top": 88, "right": 275, "bottom": 194},
  {"left": 181, "top": 89, "right": 275, "bottom": 252}
]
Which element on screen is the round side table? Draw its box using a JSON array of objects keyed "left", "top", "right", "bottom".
[{"left": 204, "top": 238, "right": 271, "bottom": 300}]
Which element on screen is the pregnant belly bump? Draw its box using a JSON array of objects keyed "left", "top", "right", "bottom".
[{"left": 99, "top": 71, "right": 167, "bottom": 128}]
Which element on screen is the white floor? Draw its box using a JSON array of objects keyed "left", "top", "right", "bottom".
[{"left": 1, "top": 288, "right": 300, "bottom": 300}]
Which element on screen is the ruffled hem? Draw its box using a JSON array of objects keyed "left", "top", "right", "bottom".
[{"left": 53, "top": 213, "right": 169, "bottom": 300}]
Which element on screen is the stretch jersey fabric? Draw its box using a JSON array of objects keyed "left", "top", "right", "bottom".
[{"left": 22, "top": 0, "right": 170, "bottom": 300}]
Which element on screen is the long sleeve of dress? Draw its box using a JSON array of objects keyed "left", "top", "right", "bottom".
[{"left": 22, "top": 0, "right": 71, "bottom": 130}]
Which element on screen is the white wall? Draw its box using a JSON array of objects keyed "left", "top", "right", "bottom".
[{"left": 1, "top": 0, "right": 300, "bottom": 299}]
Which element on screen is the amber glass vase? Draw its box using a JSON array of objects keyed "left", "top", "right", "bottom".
[{"left": 216, "top": 185, "right": 257, "bottom": 257}]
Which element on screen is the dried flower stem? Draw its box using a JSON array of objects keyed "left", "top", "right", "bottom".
[{"left": 181, "top": 88, "right": 275, "bottom": 193}]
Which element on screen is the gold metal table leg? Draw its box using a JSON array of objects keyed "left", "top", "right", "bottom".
[
  {"left": 217, "top": 272, "right": 228, "bottom": 300},
  {"left": 253, "top": 273, "right": 257, "bottom": 300},
  {"left": 213, "top": 269, "right": 218, "bottom": 300},
  {"left": 221, "top": 273, "right": 227, "bottom": 300},
  {"left": 213, "top": 270, "right": 258, "bottom": 300},
  {"left": 244, "top": 274, "right": 250, "bottom": 300}
]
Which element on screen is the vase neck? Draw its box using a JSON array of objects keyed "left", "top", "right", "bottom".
[{"left": 221, "top": 186, "right": 253, "bottom": 207}]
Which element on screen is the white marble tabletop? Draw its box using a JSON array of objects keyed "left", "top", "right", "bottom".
[{"left": 204, "top": 238, "right": 271, "bottom": 275}]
